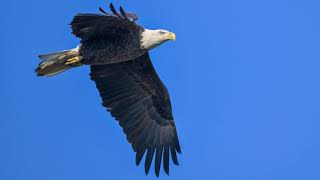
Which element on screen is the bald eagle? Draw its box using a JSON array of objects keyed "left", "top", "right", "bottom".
[{"left": 35, "top": 3, "right": 181, "bottom": 176}]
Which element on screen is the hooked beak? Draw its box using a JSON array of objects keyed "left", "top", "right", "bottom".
[{"left": 167, "top": 32, "right": 176, "bottom": 41}]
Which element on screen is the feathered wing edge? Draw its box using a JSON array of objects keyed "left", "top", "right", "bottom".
[
  {"left": 99, "top": 3, "right": 138, "bottom": 22},
  {"left": 70, "top": 3, "right": 139, "bottom": 42}
]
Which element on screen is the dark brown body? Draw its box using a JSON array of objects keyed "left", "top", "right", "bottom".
[{"left": 71, "top": 13, "right": 147, "bottom": 65}]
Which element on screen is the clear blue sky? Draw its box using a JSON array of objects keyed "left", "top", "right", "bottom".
[{"left": 1, "top": 0, "right": 320, "bottom": 179}]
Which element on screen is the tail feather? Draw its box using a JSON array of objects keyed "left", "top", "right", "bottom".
[
  {"left": 38, "top": 51, "right": 68, "bottom": 61},
  {"left": 36, "top": 47, "right": 81, "bottom": 77}
]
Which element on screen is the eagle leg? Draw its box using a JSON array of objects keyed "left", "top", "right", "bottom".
[{"left": 65, "top": 56, "right": 80, "bottom": 65}]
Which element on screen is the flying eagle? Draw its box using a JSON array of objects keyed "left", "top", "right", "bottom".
[{"left": 35, "top": 3, "right": 181, "bottom": 176}]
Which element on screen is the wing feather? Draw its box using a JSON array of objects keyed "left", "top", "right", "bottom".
[{"left": 155, "top": 145, "right": 163, "bottom": 177}]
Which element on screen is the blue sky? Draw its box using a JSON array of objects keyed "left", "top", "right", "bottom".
[{"left": 1, "top": 0, "right": 320, "bottom": 179}]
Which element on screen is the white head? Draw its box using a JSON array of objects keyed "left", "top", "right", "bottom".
[{"left": 140, "top": 29, "right": 176, "bottom": 50}]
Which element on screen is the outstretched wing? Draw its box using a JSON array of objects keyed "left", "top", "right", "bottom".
[
  {"left": 90, "top": 53, "right": 181, "bottom": 176},
  {"left": 71, "top": 3, "right": 139, "bottom": 41}
]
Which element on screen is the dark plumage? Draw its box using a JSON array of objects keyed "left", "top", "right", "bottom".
[
  {"left": 36, "top": 3, "right": 180, "bottom": 176},
  {"left": 71, "top": 3, "right": 146, "bottom": 65},
  {"left": 90, "top": 53, "right": 181, "bottom": 176}
]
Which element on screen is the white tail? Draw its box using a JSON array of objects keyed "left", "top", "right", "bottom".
[{"left": 35, "top": 46, "right": 81, "bottom": 77}]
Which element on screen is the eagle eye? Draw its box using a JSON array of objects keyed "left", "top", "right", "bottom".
[{"left": 159, "top": 31, "right": 166, "bottom": 35}]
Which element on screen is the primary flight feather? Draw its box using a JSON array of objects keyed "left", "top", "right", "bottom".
[{"left": 35, "top": 3, "right": 181, "bottom": 177}]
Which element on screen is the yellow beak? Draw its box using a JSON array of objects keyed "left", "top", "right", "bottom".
[{"left": 167, "top": 32, "right": 176, "bottom": 41}]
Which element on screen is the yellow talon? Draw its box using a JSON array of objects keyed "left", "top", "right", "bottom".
[{"left": 65, "top": 56, "right": 80, "bottom": 65}]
